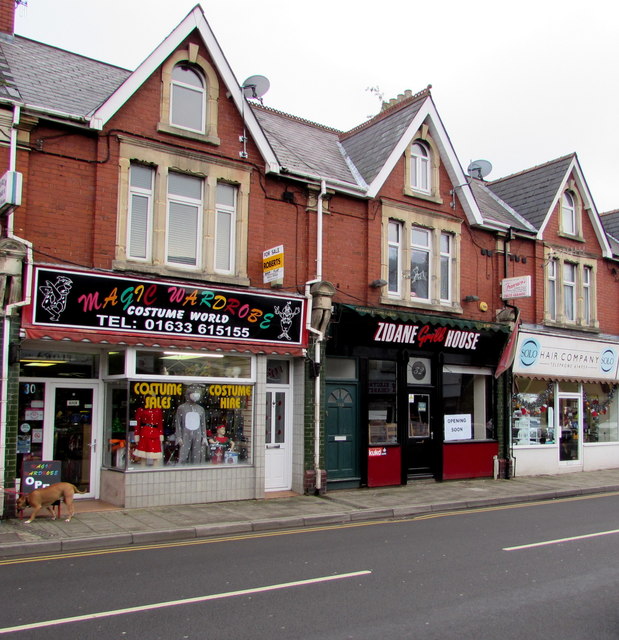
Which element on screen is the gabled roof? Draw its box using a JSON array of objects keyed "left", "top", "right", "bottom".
[
  {"left": 487, "top": 154, "right": 612, "bottom": 257},
  {"left": 250, "top": 88, "right": 484, "bottom": 223},
  {"left": 0, "top": 6, "right": 279, "bottom": 171},
  {"left": 88, "top": 5, "right": 279, "bottom": 172}
]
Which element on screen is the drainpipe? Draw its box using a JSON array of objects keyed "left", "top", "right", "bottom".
[
  {"left": 1, "top": 105, "right": 32, "bottom": 509},
  {"left": 305, "top": 179, "right": 327, "bottom": 493},
  {"left": 501, "top": 229, "right": 517, "bottom": 479}
]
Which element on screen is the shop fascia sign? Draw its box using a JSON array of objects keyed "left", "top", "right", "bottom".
[
  {"left": 0, "top": 170, "right": 22, "bottom": 213},
  {"left": 31, "top": 267, "right": 305, "bottom": 346},
  {"left": 373, "top": 321, "right": 481, "bottom": 351},
  {"left": 501, "top": 275, "right": 531, "bottom": 300},
  {"left": 513, "top": 331, "right": 619, "bottom": 380}
]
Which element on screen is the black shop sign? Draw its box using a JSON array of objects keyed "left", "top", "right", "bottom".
[{"left": 32, "top": 268, "right": 305, "bottom": 345}]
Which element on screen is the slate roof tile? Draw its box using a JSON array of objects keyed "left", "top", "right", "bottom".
[
  {"left": 469, "top": 178, "right": 536, "bottom": 233},
  {"left": 341, "top": 97, "right": 424, "bottom": 184},
  {"left": 252, "top": 106, "right": 359, "bottom": 186},
  {"left": 0, "top": 36, "right": 129, "bottom": 117},
  {"left": 487, "top": 155, "right": 574, "bottom": 230}
]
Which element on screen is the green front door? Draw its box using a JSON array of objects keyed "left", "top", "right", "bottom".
[{"left": 326, "top": 383, "right": 359, "bottom": 488}]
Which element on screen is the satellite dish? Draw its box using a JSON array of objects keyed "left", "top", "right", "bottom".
[
  {"left": 242, "top": 75, "right": 270, "bottom": 100},
  {"left": 467, "top": 159, "right": 493, "bottom": 180}
]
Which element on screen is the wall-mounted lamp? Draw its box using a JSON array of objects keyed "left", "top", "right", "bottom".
[
  {"left": 370, "top": 279, "right": 388, "bottom": 288},
  {"left": 463, "top": 295, "right": 480, "bottom": 302}
]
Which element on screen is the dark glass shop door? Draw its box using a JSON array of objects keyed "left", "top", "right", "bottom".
[{"left": 407, "top": 392, "right": 435, "bottom": 477}]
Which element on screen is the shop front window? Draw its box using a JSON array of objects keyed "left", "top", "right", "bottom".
[
  {"left": 104, "top": 380, "right": 253, "bottom": 469},
  {"left": 443, "top": 366, "right": 494, "bottom": 440},
  {"left": 584, "top": 383, "right": 618, "bottom": 443},
  {"left": 19, "top": 350, "right": 99, "bottom": 378},
  {"left": 512, "top": 379, "right": 555, "bottom": 445},
  {"left": 136, "top": 351, "right": 251, "bottom": 378},
  {"left": 368, "top": 360, "right": 397, "bottom": 444}
]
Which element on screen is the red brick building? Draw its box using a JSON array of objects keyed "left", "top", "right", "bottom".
[{"left": 0, "top": 2, "right": 617, "bottom": 513}]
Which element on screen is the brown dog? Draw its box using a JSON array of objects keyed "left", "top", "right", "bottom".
[{"left": 17, "top": 482, "right": 85, "bottom": 523}]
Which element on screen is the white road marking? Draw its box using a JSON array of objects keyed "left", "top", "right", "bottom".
[
  {"left": 504, "top": 528, "right": 619, "bottom": 551},
  {"left": 0, "top": 570, "right": 372, "bottom": 635}
]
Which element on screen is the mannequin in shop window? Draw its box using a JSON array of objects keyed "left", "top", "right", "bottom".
[
  {"left": 208, "top": 424, "right": 235, "bottom": 464},
  {"left": 175, "top": 385, "right": 207, "bottom": 464},
  {"left": 134, "top": 395, "right": 164, "bottom": 466}
]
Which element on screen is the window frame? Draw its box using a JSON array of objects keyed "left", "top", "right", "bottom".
[
  {"left": 410, "top": 141, "right": 431, "bottom": 194},
  {"left": 383, "top": 205, "right": 461, "bottom": 312},
  {"left": 403, "top": 130, "right": 442, "bottom": 203},
  {"left": 169, "top": 64, "right": 206, "bottom": 134},
  {"left": 544, "top": 249, "right": 597, "bottom": 329},
  {"left": 116, "top": 142, "right": 250, "bottom": 286},
  {"left": 214, "top": 182, "right": 238, "bottom": 275},
  {"left": 127, "top": 164, "right": 155, "bottom": 262},
  {"left": 158, "top": 46, "right": 221, "bottom": 145},
  {"left": 165, "top": 171, "right": 204, "bottom": 269}
]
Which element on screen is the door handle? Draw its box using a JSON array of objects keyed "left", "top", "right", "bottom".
[{"left": 89, "top": 439, "right": 97, "bottom": 452}]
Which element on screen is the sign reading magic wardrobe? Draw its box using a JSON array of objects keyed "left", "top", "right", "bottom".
[{"left": 31, "top": 267, "right": 305, "bottom": 344}]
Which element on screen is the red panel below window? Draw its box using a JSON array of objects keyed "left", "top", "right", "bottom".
[{"left": 442, "top": 441, "right": 498, "bottom": 480}]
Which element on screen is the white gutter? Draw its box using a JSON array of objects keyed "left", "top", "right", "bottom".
[
  {"left": 305, "top": 179, "right": 327, "bottom": 493},
  {"left": 1, "top": 105, "right": 33, "bottom": 506}
]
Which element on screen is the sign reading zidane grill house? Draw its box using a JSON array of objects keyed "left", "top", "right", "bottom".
[
  {"left": 32, "top": 268, "right": 305, "bottom": 345},
  {"left": 513, "top": 331, "right": 619, "bottom": 381}
]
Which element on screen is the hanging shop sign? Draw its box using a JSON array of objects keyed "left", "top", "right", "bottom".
[
  {"left": 31, "top": 267, "right": 305, "bottom": 345},
  {"left": 513, "top": 331, "right": 619, "bottom": 381},
  {"left": 501, "top": 275, "right": 531, "bottom": 300}
]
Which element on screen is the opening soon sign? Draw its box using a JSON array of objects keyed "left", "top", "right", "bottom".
[{"left": 444, "top": 414, "right": 472, "bottom": 441}]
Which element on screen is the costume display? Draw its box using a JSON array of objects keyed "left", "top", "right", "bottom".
[
  {"left": 175, "top": 386, "right": 207, "bottom": 464},
  {"left": 134, "top": 407, "right": 164, "bottom": 464},
  {"left": 208, "top": 424, "right": 235, "bottom": 464}
]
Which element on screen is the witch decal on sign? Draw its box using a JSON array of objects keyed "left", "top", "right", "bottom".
[{"left": 39, "top": 275, "right": 73, "bottom": 321}]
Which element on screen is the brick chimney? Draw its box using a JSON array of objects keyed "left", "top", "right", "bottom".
[{"left": 0, "top": 0, "right": 17, "bottom": 37}]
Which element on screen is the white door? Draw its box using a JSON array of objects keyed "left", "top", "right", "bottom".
[
  {"left": 44, "top": 382, "right": 100, "bottom": 497},
  {"left": 265, "top": 388, "right": 291, "bottom": 491}
]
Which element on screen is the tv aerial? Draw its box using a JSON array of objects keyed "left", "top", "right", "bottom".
[
  {"left": 242, "top": 75, "right": 270, "bottom": 104},
  {"left": 467, "top": 159, "right": 493, "bottom": 180}
]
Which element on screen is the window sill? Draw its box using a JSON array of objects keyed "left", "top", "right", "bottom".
[
  {"left": 403, "top": 187, "right": 443, "bottom": 205},
  {"left": 557, "top": 231, "right": 585, "bottom": 242},
  {"left": 543, "top": 320, "right": 599, "bottom": 333},
  {"left": 112, "top": 260, "right": 250, "bottom": 287},
  {"left": 157, "top": 122, "right": 221, "bottom": 146},
  {"left": 381, "top": 296, "right": 463, "bottom": 315}
]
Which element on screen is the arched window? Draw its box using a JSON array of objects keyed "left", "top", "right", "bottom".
[
  {"left": 170, "top": 64, "right": 206, "bottom": 133},
  {"left": 561, "top": 191, "right": 576, "bottom": 235},
  {"left": 410, "top": 142, "right": 431, "bottom": 193}
]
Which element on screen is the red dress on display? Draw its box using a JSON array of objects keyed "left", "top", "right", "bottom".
[{"left": 134, "top": 407, "right": 164, "bottom": 460}]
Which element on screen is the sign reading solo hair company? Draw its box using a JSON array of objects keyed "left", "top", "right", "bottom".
[
  {"left": 31, "top": 267, "right": 305, "bottom": 345},
  {"left": 513, "top": 331, "right": 619, "bottom": 381}
]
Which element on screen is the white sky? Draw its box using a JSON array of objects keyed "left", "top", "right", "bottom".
[{"left": 15, "top": 0, "right": 619, "bottom": 212}]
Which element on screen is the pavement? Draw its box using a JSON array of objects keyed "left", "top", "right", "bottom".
[{"left": 2, "top": 469, "right": 619, "bottom": 558}]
